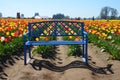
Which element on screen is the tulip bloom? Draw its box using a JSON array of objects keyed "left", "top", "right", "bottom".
[
  {"left": 0, "top": 36, "right": 5, "bottom": 42},
  {"left": 46, "top": 36, "right": 49, "bottom": 41},
  {"left": 35, "top": 37, "right": 39, "bottom": 41}
]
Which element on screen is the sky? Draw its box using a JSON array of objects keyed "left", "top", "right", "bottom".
[{"left": 0, "top": 0, "right": 120, "bottom": 18}]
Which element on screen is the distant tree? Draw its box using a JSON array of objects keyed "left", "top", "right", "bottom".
[
  {"left": 110, "top": 8, "right": 118, "bottom": 19},
  {"left": 118, "top": 16, "right": 120, "bottom": 19},
  {"left": 78, "top": 17, "right": 82, "bottom": 20},
  {"left": 0, "top": 12, "right": 2, "bottom": 18},
  {"left": 53, "top": 13, "right": 65, "bottom": 19},
  {"left": 96, "top": 16, "right": 101, "bottom": 20},
  {"left": 75, "top": 17, "right": 81, "bottom": 20},
  {"left": 65, "top": 16, "right": 70, "bottom": 19},
  {"left": 100, "top": 6, "right": 111, "bottom": 19},
  {"left": 34, "top": 12, "right": 41, "bottom": 19},
  {"left": 34, "top": 12, "right": 39, "bottom": 17},
  {"left": 100, "top": 6, "right": 118, "bottom": 20},
  {"left": 21, "top": 14, "right": 24, "bottom": 18},
  {"left": 17, "top": 12, "right": 20, "bottom": 18},
  {"left": 92, "top": 16, "right": 95, "bottom": 21},
  {"left": 83, "top": 18, "right": 86, "bottom": 20}
]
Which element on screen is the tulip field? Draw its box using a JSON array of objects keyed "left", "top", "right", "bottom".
[
  {"left": 0, "top": 19, "right": 42, "bottom": 56},
  {"left": 84, "top": 20, "right": 120, "bottom": 59},
  {"left": 0, "top": 19, "right": 120, "bottom": 59}
]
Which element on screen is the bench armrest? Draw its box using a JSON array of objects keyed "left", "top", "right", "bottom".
[
  {"left": 23, "top": 32, "right": 29, "bottom": 36},
  {"left": 83, "top": 31, "right": 88, "bottom": 35},
  {"left": 23, "top": 32, "right": 29, "bottom": 43},
  {"left": 83, "top": 31, "right": 88, "bottom": 42}
]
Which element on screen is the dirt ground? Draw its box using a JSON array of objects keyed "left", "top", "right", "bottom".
[{"left": 0, "top": 37, "right": 120, "bottom": 80}]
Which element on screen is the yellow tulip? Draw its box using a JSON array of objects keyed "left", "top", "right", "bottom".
[
  {"left": 74, "top": 32, "right": 77, "bottom": 35},
  {"left": 71, "top": 31, "right": 74, "bottom": 34},
  {"left": 44, "top": 30, "right": 47, "bottom": 34},
  {"left": 35, "top": 38, "right": 39, "bottom": 41},
  {"left": 102, "top": 33, "right": 107, "bottom": 37},
  {"left": 91, "top": 30, "right": 97, "bottom": 34},
  {"left": 101, "top": 27, "right": 105, "bottom": 30},
  {"left": 75, "top": 38, "right": 79, "bottom": 41},
  {"left": 40, "top": 36, "right": 45, "bottom": 40},
  {"left": 6, "top": 32, "right": 10, "bottom": 36},
  {"left": 118, "top": 29, "right": 120, "bottom": 32},
  {"left": 68, "top": 33, "right": 71, "bottom": 35},
  {"left": 49, "top": 26, "right": 52, "bottom": 28},
  {"left": 11, "top": 33, "right": 15, "bottom": 37},
  {"left": 111, "top": 30, "right": 114, "bottom": 34},
  {"left": 69, "top": 36, "right": 72, "bottom": 39},
  {"left": 33, "top": 26, "right": 37, "bottom": 29}
]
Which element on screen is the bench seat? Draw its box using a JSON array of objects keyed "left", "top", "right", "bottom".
[{"left": 25, "top": 40, "right": 87, "bottom": 46}]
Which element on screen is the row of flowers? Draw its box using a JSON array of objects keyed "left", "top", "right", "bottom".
[
  {"left": 0, "top": 19, "right": 120, "bottom": 43},
  {"left": 0, "top": 19, "right": 120, "bottom": 45},
  {"left": 82, "top": 20, "right": 120, "bottom": 60},
  {"left": 82, "top": 20, "right": 120, "bottom": 45},
  {"left": 2, "top": 19, "right": 119, "bottom": 43},
  {"left": 0, "top": 19, "right": 120, "bottom": 59},
  {"left": 84, "top": 20, "right": 120, "bottom": 38},
  {"left": 0, "top": 19, "right": 42, "bottom": 43}
]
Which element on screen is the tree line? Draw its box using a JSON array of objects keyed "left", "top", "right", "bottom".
[
  {"left": 52, "top": 6, "right": 120, "bottom": 20},
  {"left": 0, "top": 6, "right": 120, "bottom": 20},
  {"left": 100, "top": 6, "right": 119, "bottom": 19}
]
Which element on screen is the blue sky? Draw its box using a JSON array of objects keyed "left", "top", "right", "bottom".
[{"left": 0, "top": 0, "right": 120, "bottom": 18}]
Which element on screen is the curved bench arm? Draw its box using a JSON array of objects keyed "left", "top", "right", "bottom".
[
  {"left": 23, "top": 32, "right": 30, "bottom": 65},
  {"left": 83, "top": 31, "right": 88, "bottom": 36},
  {"left": 23, "top": 32, "right": 29, "bottom": 42},
  {"left": 23, "top": 32, "right": 29, "bottom": 36}
]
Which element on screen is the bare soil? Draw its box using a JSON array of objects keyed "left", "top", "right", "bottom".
[{"left": 0, "top": 37, "right": 120, "bottom": 80}]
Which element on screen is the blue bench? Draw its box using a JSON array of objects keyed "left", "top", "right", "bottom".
[{"left": 23, "top": 20, "right": 88, "bottom": 65}]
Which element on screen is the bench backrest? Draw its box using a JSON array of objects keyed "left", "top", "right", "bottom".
[{"left": 28, "top": 20, "right": 84, "bottom": 40}]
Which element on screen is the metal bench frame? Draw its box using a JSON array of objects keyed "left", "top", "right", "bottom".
[{"left": 23, "top": 20, "right": 88, "bottom": 65}]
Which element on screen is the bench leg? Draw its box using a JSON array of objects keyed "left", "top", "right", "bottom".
[
  {"left": 24, "top": 45, "right": 27, "bottom": 65},
  {"left": 85, "top": 43, "right": 88, "bottom": 64},
  {"left": 82, "top": 44, "right": 85, "bottom": 57},
  {"left": 28, "top": 45, "right": 31, "bottom": 58}
]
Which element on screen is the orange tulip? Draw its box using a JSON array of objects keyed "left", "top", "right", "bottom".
[{"left": 46, "top": 36, "right": 49, "bottom": 41}]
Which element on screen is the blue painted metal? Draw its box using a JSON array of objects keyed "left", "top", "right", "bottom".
[
  {"left": 85, "top": 32, "right": 88, "bottom": 64},
  {"left": 28, "top": 45, "right": 31, "bottom": 58},
  {"left": 28, "top": 23, "right": 31, "bottom": 41},
  {"left": 25, "top": 41, "right": 86, "bottom": 45},
  {"left": 23, "top": 20, "right": 88, "bottom": 65},
  {"left": 29, "top": 21, "right": 84, "bottom": 37},
  {"left": 82, "top": 44, "right": 85, "bottom": 57},
  {"left": 23, "top": 35, "right": 27, "bottom": 65},
  {"left": 81, "top": 23, "right": 85, "bottom": 57}
]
